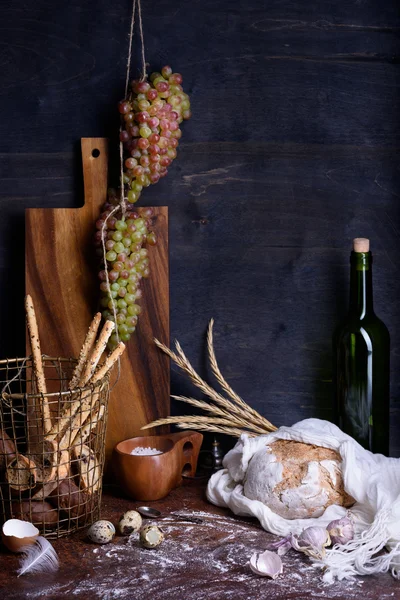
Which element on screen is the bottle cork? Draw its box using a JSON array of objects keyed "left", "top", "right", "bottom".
[{"left": 353, "top": 238, "right": 370, "bottom": 253}]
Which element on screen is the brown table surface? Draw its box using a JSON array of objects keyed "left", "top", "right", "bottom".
[{"left": 0, "top": 479, "right": 398, "bottom": 600}]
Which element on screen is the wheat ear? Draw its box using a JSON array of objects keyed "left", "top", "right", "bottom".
[
  {"left": 207, "top": 319, "right": 276, "bottom": 431},
  {"left": 156, "top": 337, "right": 275, "bottom": 433},
  {"left": 146, "top": 324, "right": 277, "bottom": 436}
]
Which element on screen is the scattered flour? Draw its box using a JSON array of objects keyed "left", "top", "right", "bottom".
[{"left": 19, "top": 510, "right": 396, "bottom": 600}]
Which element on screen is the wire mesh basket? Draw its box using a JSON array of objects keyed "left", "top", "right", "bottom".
[{"left": 0, "top": 356, "right": 109, "bottom": 538}]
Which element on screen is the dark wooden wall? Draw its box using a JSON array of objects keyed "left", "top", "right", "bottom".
[{"left": 0, "top": 1, "right": 399, "bottom": 454}]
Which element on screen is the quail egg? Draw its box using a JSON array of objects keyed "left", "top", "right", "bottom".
[
  {"left": 118, "top": 510, "right": 142, "bottom": 536},
  {"left": 140, "top": 524, "right": 164, "bottom": 549},
  {"left": 87, "top": 520, "right": 115, "bottom": 544}
]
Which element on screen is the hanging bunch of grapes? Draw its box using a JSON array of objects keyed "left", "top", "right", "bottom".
[
  {"left": 95, "top": 66, "right": 191, "bottom": 349},
  {"left": 119, "top": 66, "right": 191, "bottom": 199}
]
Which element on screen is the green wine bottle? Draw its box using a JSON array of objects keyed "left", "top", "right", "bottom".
[{"left": 333, "top": 238, "right": 390, "bottom": 455}]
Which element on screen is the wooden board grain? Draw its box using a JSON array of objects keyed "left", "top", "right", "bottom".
[{"left": 25, "top": 138, "right": 169, "bottom": 467}]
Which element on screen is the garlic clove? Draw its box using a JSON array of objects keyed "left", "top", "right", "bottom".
[
  {"left": 291, "top": 526, "right": 331, "bottom": 560},
  {"left": 327, "top": 516, "right": 354, "bottom": 545},
  {"left": 266, "top": 535, "right": 292, "bottom": 556},
  {"left": 276, "top": 540, "right": 292, "bottom": 556},
  {"left": 249, "top": 550, "right": 283, "bottom": 578}
]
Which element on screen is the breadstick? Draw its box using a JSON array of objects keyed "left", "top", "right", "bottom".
[
  {"left": 92, "top": 342, "right": 126, "bottom": 384},
  {"left": 46, "top": 326, "right": 120, "bottom": 443},
  {"left": 58, "top": 342, "right": 123, "bottom": 440},
  {"left": 79, "top": 320, "right": 115, "bottom": 386},
  {"left": 59, "top": 389, "right": 101, "bottom": 450},
  {"left": 25, "top": 295, "right": 51, "bottom": 434},
  {"left": 72, "top": 444, "right": 101, "bottom": 494},
  {"left": 69, "top": 313, "right": 102, "bottom": 390},
  {"left": 28, "top": 439, "right": 59, "bottom": 484},
  {"left": 70, "top": 404, "right": 105, "bottom": 448},
  {"left": 47, "top": 388, "right": 93, "bottom": 442},
  {"left": 31, "top": 449, "right": 69, "bottom": 500}
]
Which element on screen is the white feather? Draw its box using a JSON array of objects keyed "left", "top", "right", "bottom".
[{"left": 17, "top": 536, "right": 59, "bottom": 577}]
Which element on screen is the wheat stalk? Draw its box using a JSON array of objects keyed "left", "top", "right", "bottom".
[
  {"left": 168, "top": 395, "right": 268, "bottom": 435},
  {"left": 206, "top": 319, "right": 276, "bottom": 431},
  {"left": 145, "top": 322, "right": 277, "bottom": 437},
  {"left": 155, "top": 336, "right": 276, "bottom": 433},
  {"left": 142, "top": 416, "right": 257, "bottom": 438}
]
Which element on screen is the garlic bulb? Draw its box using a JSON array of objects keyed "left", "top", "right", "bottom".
[
  {"left": 327, "top": 516, "right": 354, "bottom": 545},
  {"left": 291, "top": 526, "right": 331, "bottom": 560},
  {"left": 249, "top": 550, "right": 283, "bottom": 578}
]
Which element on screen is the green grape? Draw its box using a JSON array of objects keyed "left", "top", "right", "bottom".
[
  {"left": 139, "top": 126, "right": 152, "bottom": 138},
  {"left": 118, "top": 324, "right": 129, "bottom": 335},
  {"left": 106, "top": 250, "right": 117, "bottom": 262},
  {"left": 117, "top": 278, "right": 128, "bottom": 287},
  {"left": 100, "top": 297, "right": 109, "bottom": 308},
  {"left": 150, "top": 71, "right": 162, "bottom": 81},
  {"left": 116, "top": 313, "right": 126, "bottom": 324},
  {"left": 127, "top": 190, "right": 138, "bottom": 203},
  {"left": 113, "top": 242, "right": 125, "bottom": 254},
  {"left": 111, "top": 282, "right": 120, "bottom": 292},
  {"left": 132, "top": 231, "right": 143, "bottom": 243},
  {"left": 112, "top": 231, "right": 123, "bottom": 242},
  {"left": 128, "top": 304, "right": 142, "bottom": 316},
  {"left": 117, "top": 299, "right": 127, "bottom": 309},
  {"left": 126, "top": 325, "right": 136, "bottom": 334},
  {"left": 128, "top": 272, "right": 139, "bottom": 283},
  {"left": 134, "top": 218, "right": 146, "bottom": 230},
  {"left": 120, "top": 333, "right": 131, "bottom": 342},
  {"left": 125, "top": 293, "right": 136, "bottom": 304},
  {"left": 109, "top": 333, "right": 119, "bottom": 346},
  {"left": 132, "top": 182, "right": 143, "bottom": 193},
  {"left": 115, "top": 220, "right": 127, "bottom": 231}
]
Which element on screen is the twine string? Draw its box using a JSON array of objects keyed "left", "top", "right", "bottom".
[
  {"left": 136, "top": 0, "right": 147, "bottom": 81},
  {"left": 100, "top": 207, "right": 122, "bottom": 385},
  {"left": 124, "top": 0, "right": 137, "bottom": 98},
  {"left": 100, "top": 0, "right": 147, "bottom": 384}
]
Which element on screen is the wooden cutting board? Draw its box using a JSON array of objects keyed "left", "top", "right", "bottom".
[{"left": 25, "top": 138, "right": 169, "bottom": 468}]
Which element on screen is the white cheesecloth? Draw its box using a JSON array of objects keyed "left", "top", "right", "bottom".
[{"left": 206, "top": 418, "right": 400, "bottom": 581}]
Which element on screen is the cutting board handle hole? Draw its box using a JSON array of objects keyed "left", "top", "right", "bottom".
[
  {"left": 182, "top": 463, "right": 192, "bottom": 476},
  {"left": 92, "top": 148, "right": 101, "bottom": 158},
  {"left": 183, "top": 441, "right": 193, "bottom": 455}
]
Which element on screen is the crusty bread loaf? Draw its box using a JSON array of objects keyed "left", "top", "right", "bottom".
[{"left": 243, "top": 439, "right": 354, "bottom": 519}]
